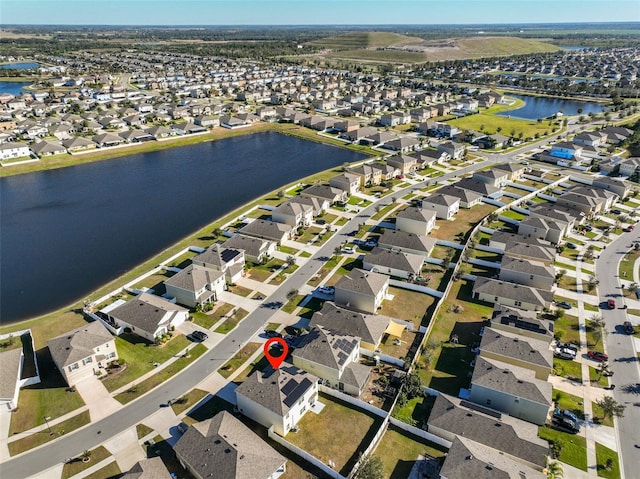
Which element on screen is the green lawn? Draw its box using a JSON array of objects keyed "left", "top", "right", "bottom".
[
  {"left": 619, "top": 249, "right": 639, "bottom": 281},
  {"left": 554, "top": 358, "right": 583, "bottom": 383},
  {"left": 554, "top": 313, "right": 580, "bottom": 345},
  {"left": 191, "top": 302, "right": 234, "bottom": 329},
  {"left": 214, "top": 308, "right": 249, "bottom": 334},
  {"left": 8, "top": 411, "right": 91, "bottom": 456},
  {"left": 448, "top": 111, "right": 553, "bottom": 139},
  {"left": 170, "top": 388, "right": 209, "bottom": 415},
  {"left": 282, "top": 294, "right": 306, "bottom": 314},
  {"left": 591, "top": 401, "right": 614, "bottom": 427},
  {"left": 279, "top": 245, "right": 299, "bottom": 255},
  {"left": 82, "top": 462, "right": 121, "bottom": 479},
  {"left": 101, "top": 334, "right": 191, "bottom": 392},
  {"left": 553, "top": 388, "right": 585, "bottom": 419},
  {"left": 538, "top": 425, "right": 587, "bottom": 471},
  {"left": 287, "top": 393, "right": 382, "bottom": 476},
  {"left": 554, "top": 261, "right": 577, "bottom": 271},
  {"left": 136, "top": 423, "right": 154, "bottom": 439},
  {"left": 588, "top": 366, "right": 610, "bottom": 389},
  {"left": 595, "top": 442, "right": 621, "bottom": 479},
  {"left": 391, "top": 395, "right": 437, "bottom": 427},
  {"left": 381, "top": 287, "right": 438, "bottom": 325},
  {"left": 501, "top": 209, "right": 527, "bottom": 221},
  {"left": 228, "top": 284, "right": 253, "bottom": 297},
  {"left": 219, "top": 342, "right": 262, "bottom": 379},
  {"left": 376, "top": 426, "right": 447, "bottom": 479},
  {"left": 114, "top": 344, "right": 206, "bottom": 404},
  {"left": 61, "top": 446, "right": 111, "bottom": 479}
]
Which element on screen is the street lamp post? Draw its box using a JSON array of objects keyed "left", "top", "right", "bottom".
[{"left": 43, "top": 416, "right": 53, "bottom": 436}]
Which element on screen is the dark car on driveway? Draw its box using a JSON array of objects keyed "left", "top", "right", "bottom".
[
  {"left": 265, "top": 329, "right": 283, "bottom": 338},
  {"left": 555, "top": 301, "right": 572, "bottom": 310},
  {"left": 191, "top": 330, "right": 208, "bottom": 342},
  {"left": 587, "top": 351, "right": 608, "bottom": 362}
]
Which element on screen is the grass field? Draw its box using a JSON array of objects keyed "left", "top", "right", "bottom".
[
  {"left": 595, "top": 442, "right": 621, "bottom": 479},
  {"left": 308, "top": 31, "right": 421, "bottom": 49},
  {"left": 376, "top": 426, "right": 447, "bottom": 479},
  {"left": 448, "top": 111, "right": 554, "bottom": 139},
  {"left": 538, "top": 425, "right": 587, "bottom": 471}
]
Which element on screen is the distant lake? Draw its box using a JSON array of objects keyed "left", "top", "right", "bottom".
[
  {"left": 561, "top": 46, "right": 589, "bottom": 51},
  {"left": 0, "top": 62, "right": 39, "bottom": 69},
  {"left": 0, "top": 81, "right": 31, "bottom": 96},
  {"left": 497, "top": 94, "right": 607, "bottom": 120},
  {"left": 0, "top": 132, "right": 366, "bottom": 324}
]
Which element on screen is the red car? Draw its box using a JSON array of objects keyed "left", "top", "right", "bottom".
[
  {"left": 608, "top": 298, "right": 616, "bottom": 309},
  {"left": 587, "top": 351, "right": 608, "bottom": 362}
]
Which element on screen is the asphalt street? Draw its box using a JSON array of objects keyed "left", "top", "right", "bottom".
[{"left": 596, "top": 226, "right": 640, "bottom": 479}]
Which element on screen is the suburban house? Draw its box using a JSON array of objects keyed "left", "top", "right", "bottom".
[
  {"left": 395, "top": 207, "right": 436, "bottom": 236},
  {"left": 373, "top": 163, "right": 401, "bottom": 181},
  {"left": 121, "top": 458, "right": 170, "bottom": 479},
  {"left": 472, "top": 277, "right": 553, "bottom": 312},
  {"left": 591, "top": 176, "right": 631, "bottom": 200},
  {"left": 377, "top": 229, "right": 437, "bottom": 258},
  {"left": 363, "top": 247, "right": 424, "bottom": 280},
  {"left": 192, "top": 244, "right": 245, "bottom": 284},
  {"left": 329, "top": 172, "right": 361, "bottom": 195},
  {"left": 238, "top": 220, "right": 293, "bottom": 245},
  {"left": 0, "top": 142, "right": 30, "bottom": 161},
  {"left": 490, "top": 305, "right": 553, "bottom": 343},
  {"left": 31, "top": 140, "right": 66, "bottom": 157},
  {"left": 436, "top": 185, "right": 483, "bottom": 208},
  {"left": 550, "top": 141, "right": 583, "bottom": 160},
  {"left": 454, "top": 178, "right": 502, "bottom": 199},
  {"left": 472, "top": 168, "right": 510, "bottom": 188},
  {"left": 174, "top": 411, "right": 287, "bottom": 479},
  {"left": 386, "top": 154, "right": 418, "bottom": 174},
  {"left": 384, "top": 137, "right": 420, "bottom": 153},
  {"left": 427, "top": 394, "right": 548, "bottom": 470},
  {"left": 479, "top": 327, "right": 552, "bottom": 381},
  {"left": 334, "top": 268, "right": 390, "bottom": 314},
  {"left": 489, "top": 232, "right": 552, "bottom": 252},
  {"left": 163, "top": 264, "right": 226, "bottom": 308},
  {"left": 469, "top": 356, "right": 552, "bottom": 426},
  {"left": 289, "top": 195, "right": 329, "bottom": 216},
  {"left": 347, "top": 164, "right": 382, "bottom": 187},
  {"left": 499, "top": 257, "right": 556, "bottom": 291},
  {"left": 573, "top": 131, "right": 607, "bottom": 147},
  {"left": 271, "top": 200, "right": 314, "bottom": 228},
  {"left": 439, "top": 436, "right": 545, "bottom": 479},
  {"left": 292, "top": 326, "right": 370, "bottom": 396},
  {"left": 601, "top": 126, "right": 633, "bottom": 144},
  {"left": 618, "top": 157, "right": 640, "bottom": 177},
  {"left": 528, "top": 202, "right": 582, "bottom": 233},
  {"left": 0, "top": 331, "right": 40, "bottom": 411},
  {"left": 518, "top": 216, "right": 565, "bottom": 245},
  {"left": 102, "top": 293, "right": 189, "bottom": 342},
  {"left": 235, "top": 363, "right": 318, "bottom": 436},
  {"left": 309, "top": 302, "right": 395, "bottom": 351},
  {"left": 410, "top": 149, "right": 449, "bottom": 166},
  {"left": 437, "top": 141, "right": 465, "bottom": 160},
  {"left": 421, "top": 194, "right": 460, "bottom": 220},
  {"left": 300, "top": 184, "right": 347, "bottom": 204},
  {"left": 556, "top": 192, "right": 602, "bottom": 217},
  {"left": 47, "top": 322, "right": 117, "bottom": 386},
  {"left": 495, "top": 162, "right": 526, "bottom": 181},
  {"left": 502, "top": 241, "right": 556, "bottom": 266},
  {"left": 222, "top": 234, "right": 276, "bottom": 265}
]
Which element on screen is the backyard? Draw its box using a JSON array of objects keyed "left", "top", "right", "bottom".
[
  {"left": 380, "top": 287, "right": 438, "bottom": 325},
  {"left": 286, "top": 393, "right": 383, "bottom": 476},
  {"left": 430, "top": 204, "right": 496, "bottom": 241}
]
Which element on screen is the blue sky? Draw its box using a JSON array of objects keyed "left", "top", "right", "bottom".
[{"left": 2, "top": 0, "right": 639, "bottom": 25}]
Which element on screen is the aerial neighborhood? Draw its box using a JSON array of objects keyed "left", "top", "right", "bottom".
[{"left": 1, "top": 27, "right": 640, "bottom": 479}]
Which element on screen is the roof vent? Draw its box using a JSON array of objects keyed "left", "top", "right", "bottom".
[
  {"left": 214, "top": 439, "right": 221, "bottom": 444},
  {"left": 224, "top": 448, "right": 231, "bottom": 454},
  {"left": 466, "top": 455, "right": 474, "bottom": 460}
]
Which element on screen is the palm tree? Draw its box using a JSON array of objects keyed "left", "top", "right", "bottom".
[
  {"left": 595, "top": 396, "right": 626, "bottom": 422},
  {"left": 286, "top": 289, "right": 298, "bottom": 302},
  {"left": 285, "top": 255, "right": 296, "bottom": 268},
  {"left": 547, "top": 461, "right": 564, "bottom": 479}
]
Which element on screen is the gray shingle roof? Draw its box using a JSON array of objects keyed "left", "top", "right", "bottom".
[
  {"left": 427, "top": 394, "right": 548, "bottom": 467},
  {"left": 363, "top": 247, "right": 424, "bottom": 275},
  {"left": 503, "top": 242, "right": 556, "bottom": 264},
  {"left": 500, "top": 257, "right": 555, "bottom": 280},
  {"left": 378, "top": 229, "right": 437, "bottom": 255},
  {"left": 121, "top": 457, "right": 170, "bottom": 479},
  {"left": 47, "top": 321, "right": 113, "bottom": 368},
  {"left": 235, "top": 363, "right": 317, "bottom": 417},
  {"left": 238, "top": 219, "right": 292, "bottom": 243},
  {"left": 310, "top": 302, "right": 391, "bottom": 346},
  {"left": 193, "top": 244, "right": 242, "bottom": 270},
  {"left": 440, "top": 436, "right": 545, "bottom": 479},
  {"left": 174, "top": 411, "right": 286, "bottom": 479},
  {"left": 222, "top": 235, "right": 273, "bottom": 259},
  {"left": 422, "top": 193, "right": 460, "bottom": 207},
  {"left": 335, "top": 268, "right": 389, "bottom": 298},
  {"left": 472, "top": 356, "right": 552, "bottom": 405},
  {"left": 108, "top": 292, "right": 187, "bottom": 337},
  {"left": 479, "top": 327, "right": 552, "bottom": 369},
  {"left": 163, "top": 264, "right": 224, "bottom": 295},
  {"left": 396, "top": 206, "right": 436, "bottom": 223},
  {"left": 293, "top": 326, "right": 359, "bottom": 370},
  {"left": 491, "top": 305, "right": 552, "bottom": 340},
  {"left": 0, "top": 348, "right": 23, "bottom": 399}
]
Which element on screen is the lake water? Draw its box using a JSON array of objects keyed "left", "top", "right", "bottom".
[
  {"left": 497, "top": 94, "right": 607, "bottom": 120},
  {"left": 0, "top": 132, "right": 366, "bottom": 324},
  {"left": 0, "top": 62, "right": 39, "bottom": 69},
  {"left": 0, "top": 81, "right": 31, "bottom": 96}
]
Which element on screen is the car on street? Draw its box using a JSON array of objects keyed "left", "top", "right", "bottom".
[
  {"left": 265, "top": 329, "right": 283, "bottom": 338},
  {"left": 608, "top": 298, "right": 616, "bottom": 309},
  {"left": 318, "top": 286, "right": 335, "bottom": 295},
  {"left": 555, "top": 301, "right": 572, "bottom": 310},
  {"left": 191, "top": 330, "right": 208, "bottom": 342},
  {"left": 623, "top": 321, "right": 635, "bottom": 335},
  {"left": 587, "top": 351, "right": 608, "bottom": 362}
]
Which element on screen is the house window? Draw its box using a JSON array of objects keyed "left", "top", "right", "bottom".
[
  {"left": 494, "top": 296, "right": 499, "bottom": 302},
  {"left": 68, "top": 363, "right": 79, "bottom": 372},
  {"left": 83, "top": 357, "right": 93, "bottom": 365},
  {"left": 515, "top": 301, "right": 522, "bottom": 307},
  {"left": 486, "top": 399, "right": 492, "bottom": 406}
]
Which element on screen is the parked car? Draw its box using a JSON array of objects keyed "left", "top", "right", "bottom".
[
  {"left": 557, "top": 341, "right": 579, "bottom": 354},
  {"left": 342, "top": 246, "right": 355, "bottom": 254},
  {"left": 587, "top": 351, "right": 608, "bottom": 362},
  {"left": 191, "top": 330, "right": 208, "bottom": 342},
  {"left": 555, "top": 301, "right": 572, "bottom": 310},
  {"left": 553, "top": 408, "right": 579, "bottom": 423},
  {"left": 552, "top": 408, "right": 580, "bottom": 433},
  {"left": 611, "top": 209, "right": 621, "bottom": 215},
  {"left": 554, "top": 347, "right": 577, "bottom": 360},
  {"left": 566, "top": 242, "right": 577, "bottom": 249},
  {"left": 318, "top": 286, "right": 335, "bottom": 295},
  {"left": 607, "top": 298, "right": 616, "bottom": 309},
  {"left": 265, "top": 329, "right": 283, "bottom": 338},
  {"left": 623, "top": 321, "right": 635, "bottom": 335}
]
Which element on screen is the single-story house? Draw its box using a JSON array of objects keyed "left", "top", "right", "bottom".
[
  {"left": 363, "top": 247, "right": 424, "bottom": 280},
  {"left": 103, "top": 293, "right": 189, "bottom": 342},
  {"left": 472, "top": 277, "right": 553, "bottom": 312}
]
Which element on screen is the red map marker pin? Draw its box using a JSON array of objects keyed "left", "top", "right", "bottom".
[{"left": 264, "top": 337, "right": 288, "bottom": 369}]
